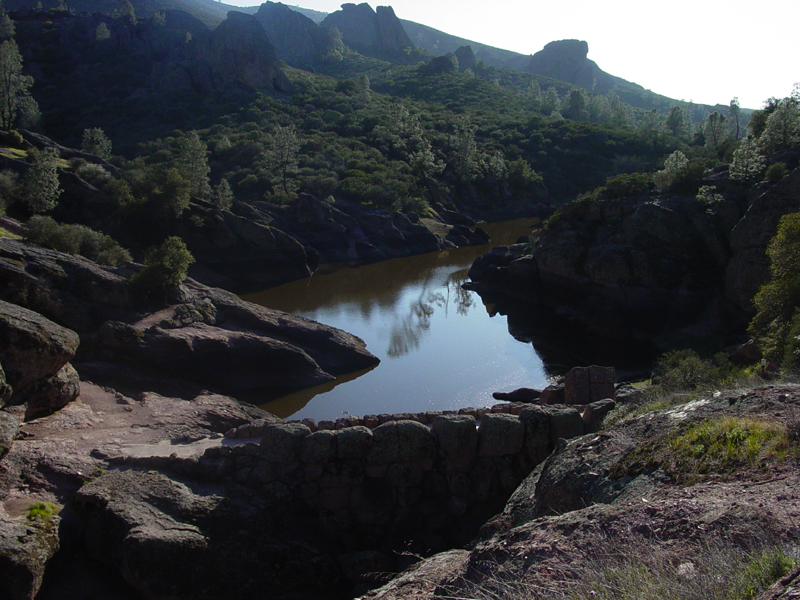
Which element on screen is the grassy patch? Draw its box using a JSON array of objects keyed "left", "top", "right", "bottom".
[
  {"left": 611, "top": 416, "right": 797, "bottom": 484},
  {"left": 26, "top": 501, "right": 59, "bottom": 523}
]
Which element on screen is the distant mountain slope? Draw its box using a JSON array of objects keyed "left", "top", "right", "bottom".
[
  {"left": 400, "top": 19, "right": 530, "bottom": 72},
  {"left": 3, "top": 0, "right": 257, "bottom": 27}
]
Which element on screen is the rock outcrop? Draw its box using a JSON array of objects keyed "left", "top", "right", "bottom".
[
  {"left": 254, "top": 1, "right": 330, "bottom": 68},
  {"left": 0, "top": 239, "right": 380, "bottom": 401},
  {"left": 152, "top": 11, "right": 294, "bottom": 95},
  {"left": 466, "top": 163, "right": 800, "bottom": 348},
  {"left": 322, "top": 3, "right": 413, "bottom": 59},
  {"left": 0, "top": 300, "right": 81, "bottom": 417},
  {"left": 363, "top": 385, "right": 800, "bottom": 600},
  {"left": 526, "top": 39, "right": 622, "bottom": 94}
]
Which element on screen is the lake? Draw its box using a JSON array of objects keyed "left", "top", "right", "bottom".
[{"left": 244, "top": 219, "right": 591, "bottom": 421}]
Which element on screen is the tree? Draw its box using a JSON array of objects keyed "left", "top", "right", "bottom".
[
  {"left": 211, "top": 178, "right": 233, "bottom": 211},
  {"left": 0, "top": 39, "right": 36, "bottom": 130},
  {"left": 0, "top": 7, "right": 15, "bottom": 42},
  {"left": 95, "top": 22, "right": 110, "bottom": 41},
  {"left": 20, "top": 147, "right": 61, "bottom": 213},
  {"left": 355, "top": 75, "right": 371, "bottom": 108},
  {"left": 727, "top": 97, "right": 741, "bottom": 141},
  {"left": 750, "top": 212, "right": 800, "bottom": 364},
  {"left": 117, "top": 0, "right": 136, "bottom": 22},
  {"left": 608, "top": 94, "right": 632, "bottom": 128},
  {"left": 665, "top": 106, "right": 686, "bottom": 137},
  {"left": 563, "top": 88, "right": 589, "bottom": 122},
  {"left": 540, "top": 87, "right": 560, "bottom": 116},
  {"left": 132, "top": 236, "right": 195, "bottom": 305},
  {"left": 653, "top": 150, "right": 688, "bottom": 192},
  {"left": 703, "top": 111, "right": 727, "bottom": 147},
  {"left": 729, "top": 137, "right": 765, "bottom": 184},
  {"left": 82, "top": 127, "right": 112, "bottom": 160},
  {"left": 638, "top": 109, "right": 664, "bottom": 144},
  {"left": 449, "top": 115, "right": 479, "bottom": 183},
  {"left": 175, "top": 131, "right": 210, "bottom": 198},
  {"left": 260, "top": 125, "right": 300, "bottom": 198},
  {"left": 758, "top": 99, "right": 800, "bottom": 154}
]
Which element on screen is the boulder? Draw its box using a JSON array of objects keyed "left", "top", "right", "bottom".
[
  {"left": 478, "top": 413, "right": 524, "bottom": 457},
  {"left": 0, "top": 300, "right": 80, "bottom": 411},
  {"left": 432, "top": 415, "right": 477, "bottom": 473},
  {"left": 582, "top": 398, "right": 616, "bottom": 433},
  {"left": 564, "top": 365, "right": 615, "bottom": 405},
  {"left": 74, "top": 470, "right": 346, "bottom": 600},
  {"left": 254, "top": 1, "right": 329, "bottom": 67},
  {"left": 526, "top": 39, "right": 618, "bottom": 94},
  {"left": 0, "top": 410, "right": 19, "bottom": 460},
  {"left": 492, "top": 387, "right": 541, "bottom": 402},
  {"left": 454, "top": 45, "right": 476, "bottom": 71},
  {"left": 0, "top": 508, "right": 60, "bottom": 600}
]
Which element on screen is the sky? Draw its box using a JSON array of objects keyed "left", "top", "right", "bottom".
[{"left": 224, "top": 0, "right": 798, "bottom": 110}]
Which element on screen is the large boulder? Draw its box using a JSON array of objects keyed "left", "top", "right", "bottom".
[
  {"left": 0, "top": 300, "right": 80, "bottom": 413},
  {"left": 74, "top": 470, "right": 347, "bottom": 600},
  {"left": 526, "top": 39, "right": 618, "bottom": 93}
]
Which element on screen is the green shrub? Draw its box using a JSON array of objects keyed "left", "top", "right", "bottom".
[
  {"left": 25, "top": 215, "right": 132, "bottom": 266},
  {"left": 600, "top": 172, "right": 652, "bottom": 199},
  {"left": 765, "top": 162, "right": 788, "bottom": 182},
  {"left": 131, "top": 236, "right": 194, "bottom": 305}
]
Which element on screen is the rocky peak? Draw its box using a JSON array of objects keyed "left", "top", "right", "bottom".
[
  {"left": 321, "top": 2, "right": 412, "bottom": 58},
  {"left": 152, "top": 10, "right": 293, "bottom": 95},
  {"left": 526, "top": 39, "right": 616, "bottom": 93},
  {"left": 454, "top": 45, "right": 476, "bottom": 71},
  {"left": 254, "top": 1, "right": 328, "bottom": 68}
]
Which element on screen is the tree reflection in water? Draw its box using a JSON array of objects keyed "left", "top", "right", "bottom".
[{"left": 387, "top": 269, "right": 474, "bottom": 357}]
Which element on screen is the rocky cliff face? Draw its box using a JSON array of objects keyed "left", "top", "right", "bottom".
[{"left": 321, "top": 3, "right": 413, "bottom": 58}]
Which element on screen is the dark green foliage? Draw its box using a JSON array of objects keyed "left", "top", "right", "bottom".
[
  {"left": 131, "top": 236, "right": 194, "bottom": 305},
  {"left": 654, "top": 349, "right": 735, "bottom": 392},
  {"left": 25, "top": 215, "right": 132, "bottom": 266},
  {"left": 600, "top": 172, "right": 652, "bottom": 199},
  {"left": 750, "top": 212, "right": 800, "bottom": 365},
  {"left": 765, "top": 162, "right": 788, "bottom": 182},
  {"left": 20, "top": 147, "right": 61, "bottom": 214},
  {"left": 81, "top": 127, "right": 112, "bottom": 160}
]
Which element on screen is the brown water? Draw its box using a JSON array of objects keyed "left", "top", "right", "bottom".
[{"left": 244, "top": 219, "right": 549, "bottom": 421}]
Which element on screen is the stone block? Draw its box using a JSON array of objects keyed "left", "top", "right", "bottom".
[
  {"left": 337, "top": 426, "right": 373, "bottom": 460},
  {"left": 396, "top": 420, "right": 436, "bottom": 462},
  {"left": 589, "top": 365, "right": 615, "bottom": 402},
  {"left": 365, "top": 421, "right": 399, "bottom": 465},
  {"left": 478, "top": 413, "right": 524, "bottom": 457},
  {"left": 432, "top": 415, "right": 477, "bottom": 472},
  {"left": 543, "top": 405, "right": 584, "bottom": 446},
  {"left": 387, "top": 461, "right": 424, "bottom": 488},
  {"left": 300, "top": 430, "right": 336, "bottom": 464},
  {"left": 519, "top": 405, "right": 551, "bottom": 461},
  {"left": 564, "top": 366, "right": 590, "bottom": 405},
  {"left": 259, "top": 422, "right": 310, "bottom": 462},
  {"left": 582, "top": 398, "right": 616, "bottom": 433},
  {"left": 538, "top": 383, "right": 564, "bottom": 404}
]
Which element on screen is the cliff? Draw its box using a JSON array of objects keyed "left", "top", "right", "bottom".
[{"left": 253, "top": 1, "right": 330, "bottom": 68}]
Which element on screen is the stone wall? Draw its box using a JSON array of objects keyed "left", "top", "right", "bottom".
[{"left": 125, "top": 399, "right": 615, "bottom": 552}]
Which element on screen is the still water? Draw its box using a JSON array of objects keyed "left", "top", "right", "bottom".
[{"left": 244, "top": 219, "right": 549, "bottom": 421}]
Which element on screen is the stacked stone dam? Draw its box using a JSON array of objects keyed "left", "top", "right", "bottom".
[{"left": 123, "top": 399, "right": 615, "bottom": 552}]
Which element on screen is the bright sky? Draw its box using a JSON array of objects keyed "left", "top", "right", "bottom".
[{"left": 225, "top": 0, "right": 798, "bottom": 110}]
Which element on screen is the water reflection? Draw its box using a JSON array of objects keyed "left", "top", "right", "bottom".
[{"left": 244, "top": 219, "right": 549, "bottom": 421}]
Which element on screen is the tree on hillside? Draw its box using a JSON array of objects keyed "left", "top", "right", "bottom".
[
  {"left": 729, "top": 137, "right": 765, "bottom": 184},
  {"left": 703, "top": 111, "right": 727, "bottom": 147},
  {"left": 211, "top": 178, "right": 233, "bottom": 211},
  {"left": 653, "top": 150, "right": 688, "bottom": 192},
  {"left": 449, "top": 116, "right": 480, "bottom": 183},
  {"left": 563, "top": 88, "right": 589, "bottom": 122},
  {"left": 260, "top": 125, "right": 300, "bottom": 199},
  {"left": 540, "top": 87, "right": 560, "bottom": 116},
  {"left": 728, "top": 97, "right": 741, "bottom": 141},
  {"left": 0, "top": 6, "right": 15, "bottom": 42},
  {"left": 750, "top": 211, "right": 800, "bottom": 367},
  {"left": 758, "top": 99, "right": 800, "bottom": 154},
  {"left": 82, "top": 127, "right": 112, "bottom": 160},
  {"left": 665, "top": 106, "right": 687, "bottom": 138},
  {"left": 20, "top": 147, "right": 61, "bottom": 214},
  {"left": 0, "top": 39, "right": 37, "bottom": 130},
  {"left": 95, "top": 22, "right": 110, "bottom": 41},
  {"left": 175, "top": 131, "right": 210, "bottom": 198},
  {"left": 608, "top": 94, "right": 632, "bottom": 128},
  {"left": 117, "top": 0, "right": 136, "bottom": 23},
  {"left": 132, "top": 236, "right": 195, "bottom": 305}
]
